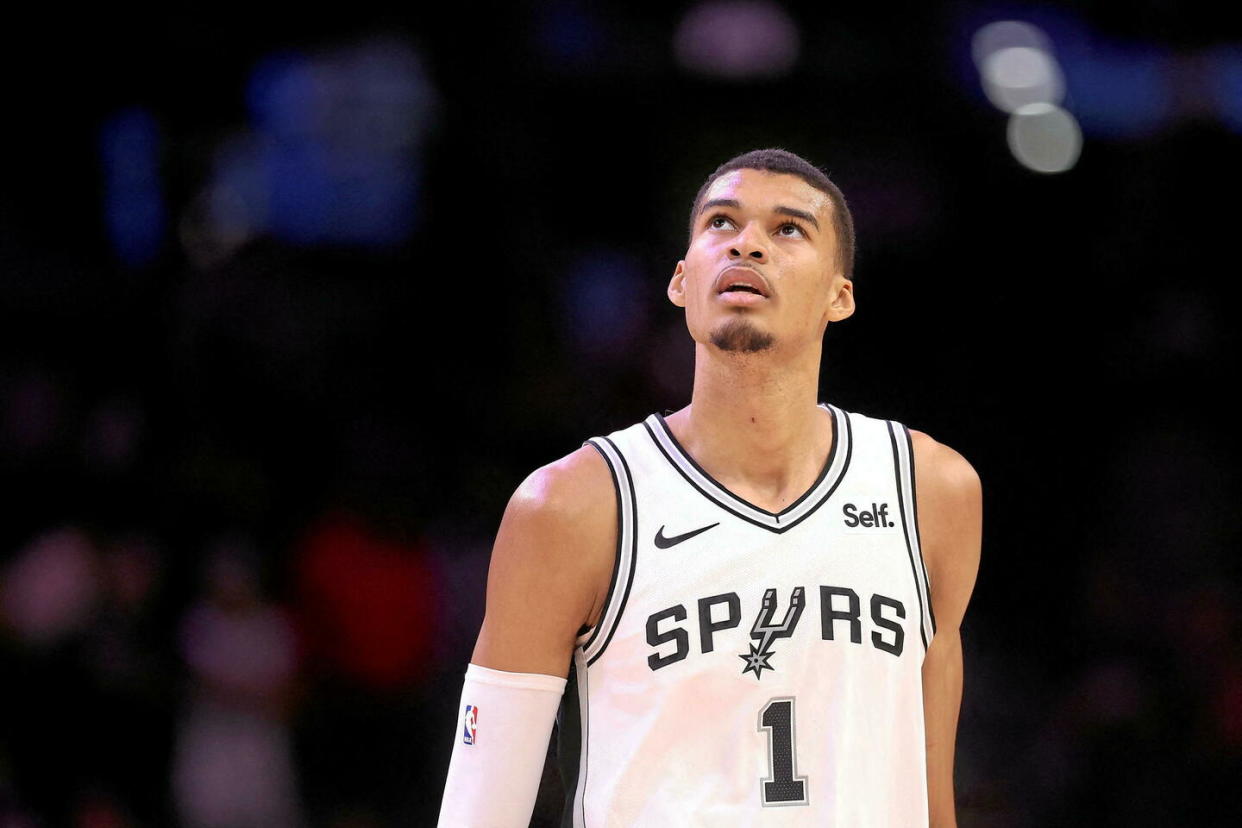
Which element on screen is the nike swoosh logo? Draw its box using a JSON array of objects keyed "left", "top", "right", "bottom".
[{"left": 654, "top": 522, "right": 720, "bottom": 549}]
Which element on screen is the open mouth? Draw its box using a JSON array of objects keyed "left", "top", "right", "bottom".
[{"left": 714, "top": 266, "right": 771, "bottom": 298}]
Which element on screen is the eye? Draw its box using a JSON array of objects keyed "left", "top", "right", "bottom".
[
  {"left": 777, "top": 222, "right": 806, "bottom": 238},
  {"left": 708, "top": 214, "right": 735, "bottom": 230}
]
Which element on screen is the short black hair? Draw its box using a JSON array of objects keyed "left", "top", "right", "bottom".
[{"left": 688, "top": 148, "right": 856, "bottom": 280}]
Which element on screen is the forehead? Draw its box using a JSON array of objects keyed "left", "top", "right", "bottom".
[{"left": 702, "top": 169, "right": 833, "bottom": 221}]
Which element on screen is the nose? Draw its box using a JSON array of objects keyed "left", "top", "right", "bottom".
[{"left": 728, "top": 222, "right": 769, "bottom": 264}]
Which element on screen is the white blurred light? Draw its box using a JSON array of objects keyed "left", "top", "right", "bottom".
[
  {"left": 971, "top": 20, "right": 1051, "bottom": 69},
  {"left": 675, "top": 0, "right": 800, "bottom": 79},
  {"left": 982, "top": 46, "right": 1065, "bottom": 112},
  {"left": 1007, "top": 103, "right": 1082, "bottom": 173}
]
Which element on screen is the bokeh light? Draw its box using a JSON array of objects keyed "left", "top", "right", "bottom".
[
  {"left": 972, "top": 19, "right": 1079, "bottom": 174},
  {"left": 674, "top": 0, "right": 800, "bottom": 79},
  {"left": 971, "top": 20, "right": 1051, "bottom": 69},
  {"left": 981, "top": 46, "right": 1064, "bottom": 113},
  {"left": 1006, "top": 102, "right": 1083, "bottom": 173}
]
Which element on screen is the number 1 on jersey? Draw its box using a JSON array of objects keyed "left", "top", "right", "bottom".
[{"left": 759, "top": 697, "right": 809, "bottom": 806}]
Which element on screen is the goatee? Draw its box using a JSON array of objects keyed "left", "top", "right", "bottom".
[{"left": 710, "top": 317, "right": 775, "bottom": 353}]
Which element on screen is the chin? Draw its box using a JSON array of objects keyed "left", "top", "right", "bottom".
[{"left": 709, "top": 317, "right": 775, "bottom": 353}]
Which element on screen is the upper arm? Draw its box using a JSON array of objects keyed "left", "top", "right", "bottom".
[
  {"left": 469, "top": 444, "right": 617, "bottom": 678},
  {"left": 911, "top": 430, "right": 982, "bottom": 635}
]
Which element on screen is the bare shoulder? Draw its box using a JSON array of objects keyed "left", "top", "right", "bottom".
[
  {"left": 471, "top": 444, "right": 617, "bottom": 675},
  {"left": 908, "top": 429, "right": 982, "bottom": 631},
  {"left": 909, "top": 429, "right": 982, "bottom": 507},
  {"left": 507, "top": 443, "right": 617, "bottom": 531},
  {"left": 495, "top": 443, "right": 617, "bottom": 598}
]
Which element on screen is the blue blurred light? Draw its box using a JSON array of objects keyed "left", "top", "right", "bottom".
[
  {"left": 561, "top": 249, "right": 648, "bottom": 360},
  {"left": 215, "top": 39, "right": 435, "bottom": 250},
  {"left": 1209, "top": 47, "right": 1242, "bottom": 134},
  {"left": 1058, "top": 41, "right": 1171, "bottom": 139},
  {"left": 535, "top": 1, "right": 606, "bottom": 66},
  {"left": 246, "top": 52, "right": 321, "bottom": 142},
  {"left": 266, "top": 144, "right": 418, "bottom": 246},
  {"left": 100, "top": 108, "right": 165, "bottom": 267}
]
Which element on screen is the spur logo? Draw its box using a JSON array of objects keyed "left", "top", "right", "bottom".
[{"left": 740, "top": 587, "right": 805, "bottom": 679}]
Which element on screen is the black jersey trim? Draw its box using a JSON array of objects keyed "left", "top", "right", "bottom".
[
  {"left": 578, "top": 651, "right": 589, "bottom": 826},
  {"left": 903, "top": 424, "right": 937, "bottom": 636},
  {"left": 586, "top": 436, "right": 638, "bottom": 667},
  {"left": 557, "top": 659, "right": 583, "bottom": 828},
  {"left": 889, "top": 421, "right": 931, "bottom": 652},
  {"left": 641, "top": 405, "right": 852, "bottom": 534},
  {"left": 643, "top": 421, "right": 771, "bottom": 531},
  {"left": 652, "top": 407, "right": 838, "bottom": 519},
  {"left": 561, "top": 649, "right": 590, "bottom": 827},
  {"left": 581, "top": 439, "right": 624, "bottom": 656}
]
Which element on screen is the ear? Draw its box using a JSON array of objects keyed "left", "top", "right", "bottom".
[
  {"left": 667, "top": 260, "right": 687, "bottom": 308},
  {"left": 823, "top": 276, "right": 855, "bottom": 324}
]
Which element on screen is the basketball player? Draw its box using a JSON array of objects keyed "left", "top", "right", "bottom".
[{"left": 438, "top": 149, "right": 982, "bottom": 826}]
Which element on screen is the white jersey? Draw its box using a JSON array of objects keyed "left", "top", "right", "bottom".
[{"left": 556, "top": 404, "right": 935, "bottom": 827}]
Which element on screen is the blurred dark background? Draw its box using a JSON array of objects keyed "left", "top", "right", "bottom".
[{"left": 1, "top": 1, "right": 1240, "bottom": 825}]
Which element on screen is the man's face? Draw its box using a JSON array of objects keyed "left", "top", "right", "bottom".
[{"left": 669, "top": 169, "right": 853, "bottom": 355}]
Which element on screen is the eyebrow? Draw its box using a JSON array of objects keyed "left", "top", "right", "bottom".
[
  {"left": 699, "top": 198, "right": 820, "bottom": 231},
  {"left": 774, "top": 206, "right": 820, "bottom": 230}
]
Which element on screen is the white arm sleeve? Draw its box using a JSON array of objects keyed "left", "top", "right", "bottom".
[{"left": 437, "top": 663, "right": 568, "bottom": 828}]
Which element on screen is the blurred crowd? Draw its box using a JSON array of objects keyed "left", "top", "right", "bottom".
[
  {"left": 0, "top": 352, "right": 491, "bottom": 825},
  {"left": 0, "top": 223, "right": 686, "bottom": 824}
]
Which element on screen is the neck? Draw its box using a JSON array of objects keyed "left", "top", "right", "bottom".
[{"left": 668, "top": 339, "right": 831, "bottom": 512}]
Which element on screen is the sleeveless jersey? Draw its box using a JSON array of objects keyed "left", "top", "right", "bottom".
[{"left": 556, "top": 404, "right": 935, "bottom": 827}]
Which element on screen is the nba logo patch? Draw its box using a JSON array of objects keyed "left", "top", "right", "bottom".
[{"left": 462, "top": 704, "right": 478, "bottom": 745}]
